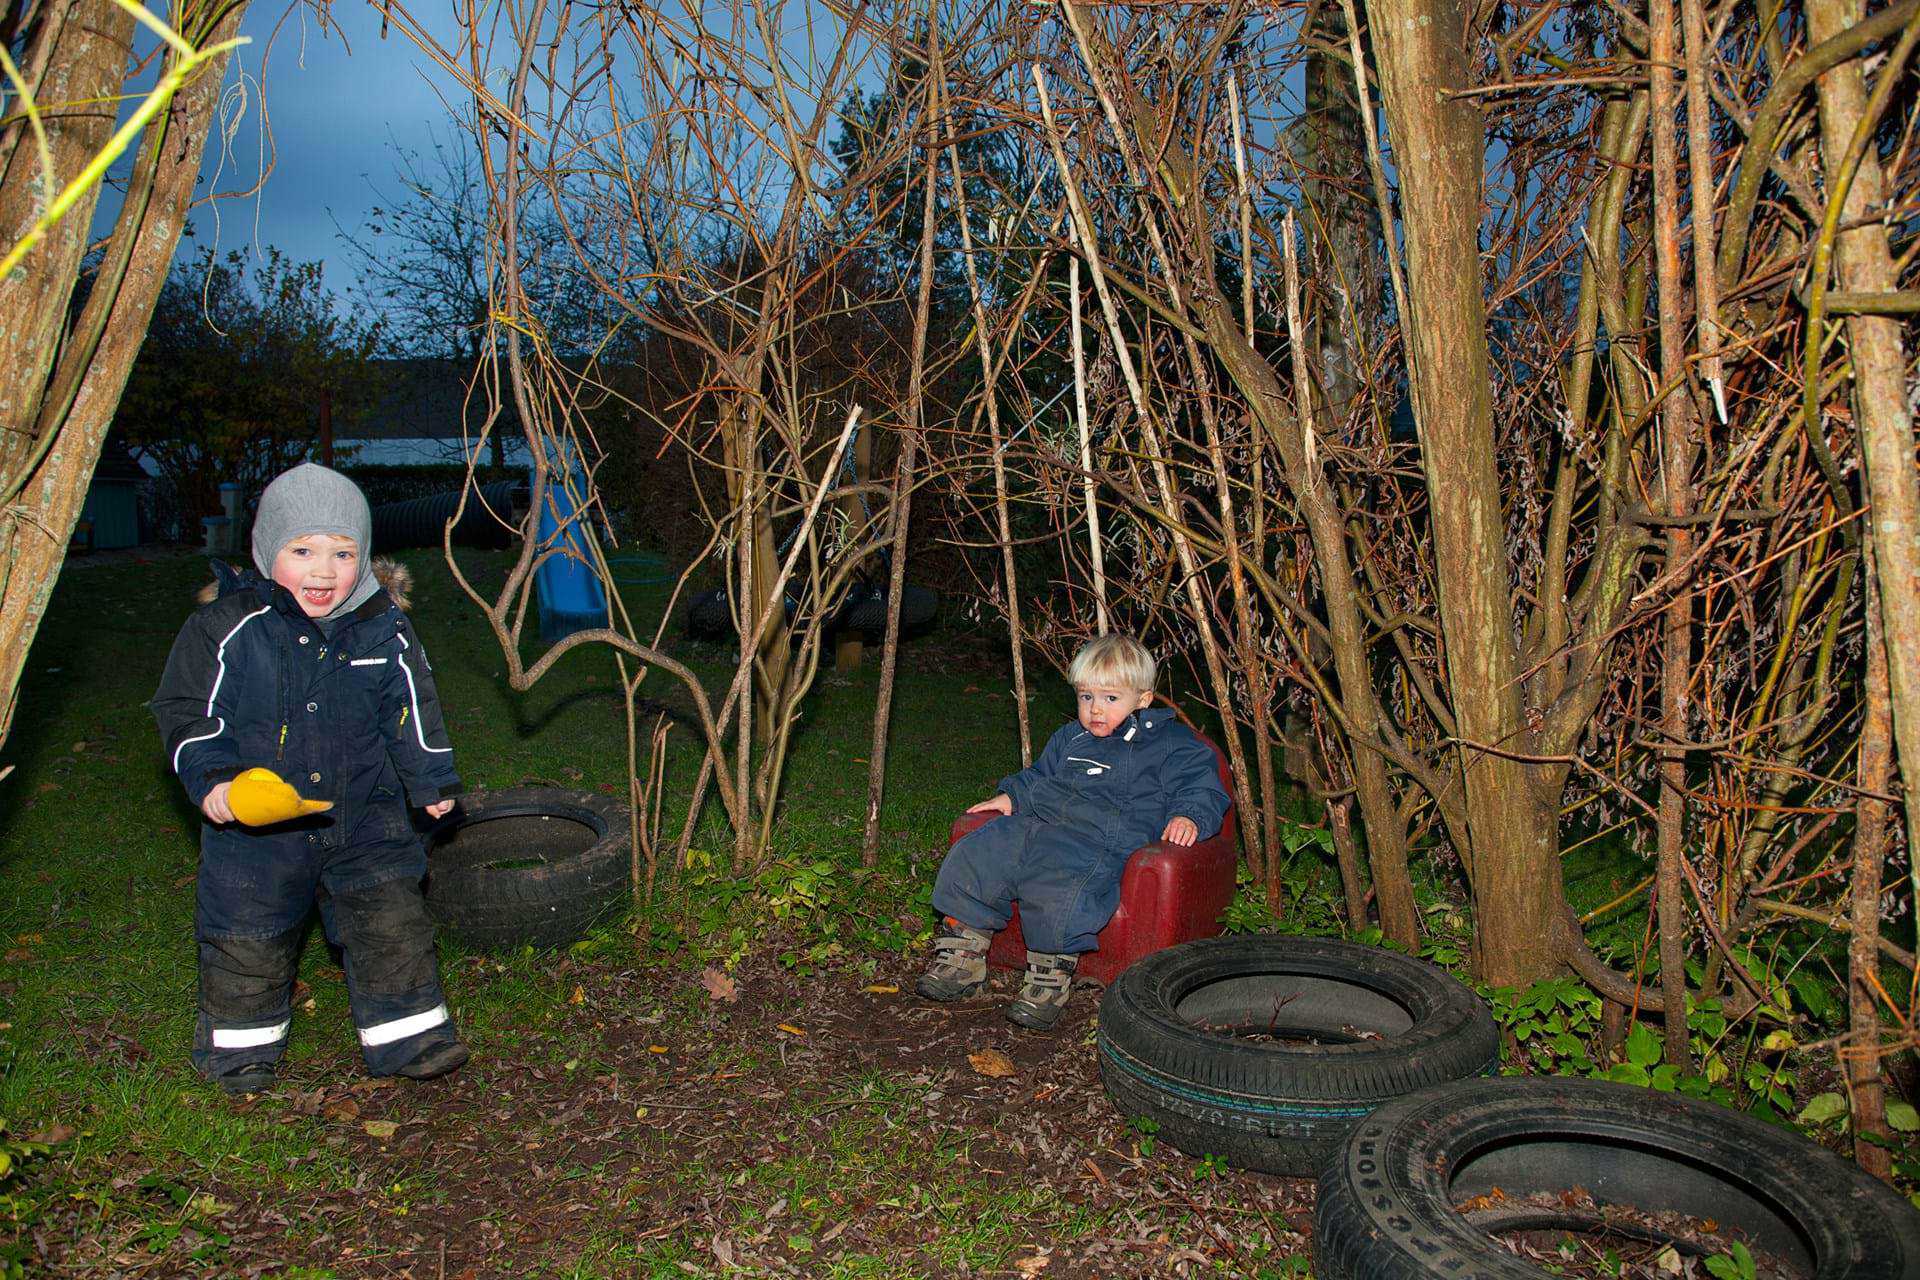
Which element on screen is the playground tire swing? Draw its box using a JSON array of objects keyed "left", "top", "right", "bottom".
[
  {"left": 1313, "top": 1076, "right": 1920, "bottom": 1279},
  {"left": 1097, "top": 936, "right": 1499, "bottom": 1176},
  {"left": 424, "top": 787, "right": 629, "bottom": 950}
]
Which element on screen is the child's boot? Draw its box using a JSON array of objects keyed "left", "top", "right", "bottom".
[
  {"left": 1007, "top": 951, "right": 1077, "bottom": 1030},
  {"left": 916, "top": 920, "right": 991, "bottom": 1000}
]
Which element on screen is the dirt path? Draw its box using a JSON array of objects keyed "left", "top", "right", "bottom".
[{"left": 38, "top": 949, "right": 1318, "bottom": 1277}]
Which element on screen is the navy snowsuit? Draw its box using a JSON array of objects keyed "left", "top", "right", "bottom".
[
  {"left": 933, "top": 706, "right": 1231, "bottom": 955},
  {"left": 152, "top": 560, "right": 464, "bottom": 1078}
]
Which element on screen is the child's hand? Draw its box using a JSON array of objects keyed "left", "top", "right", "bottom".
[
  {"left": 424, "top": 799, "right": 456, "bottom": 820},
  {"left": 1162, "top": 816, "right": 1198, "bottom": 847},
  {"left": 967, "top": 793, "right": 1014, "bottom": 816},
  {"left": 200, "top": 781, "right": 236, "bottom": 825}
]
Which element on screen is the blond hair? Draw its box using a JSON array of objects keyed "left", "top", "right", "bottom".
[{"left": 1067, "top": 634, "right": 1156, "bottom": 692}]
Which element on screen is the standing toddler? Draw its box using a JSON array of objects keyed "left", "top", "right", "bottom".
[{"left": 153, "top": 463, "right": 468, "bottom": 1092}]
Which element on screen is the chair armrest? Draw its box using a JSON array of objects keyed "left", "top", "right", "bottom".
[
  {"left": 1125, "top": 828, "right": 1236, "bottom": 876},
  {"left": 949, "top": 810, "right": 1000, "bottom": 846}
]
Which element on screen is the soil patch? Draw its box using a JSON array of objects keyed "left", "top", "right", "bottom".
[{"left": 30, "top": 948, "right": 1318, "bottom": 1277}]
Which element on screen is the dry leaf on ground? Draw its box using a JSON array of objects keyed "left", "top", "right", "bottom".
[
  {"left": 701, "top": 967, "right": 739, "bottom": 1002},
  {"left": 362, "top": 1120, "right": 399, "bottom": 1140},
  {"left": 969, "top": 1048, "right": 1017, "bottom": 1078}
]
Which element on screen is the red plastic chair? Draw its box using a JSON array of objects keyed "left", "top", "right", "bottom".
[{"left": 945, "top": 727, "right": 1239, "bottom": 986}]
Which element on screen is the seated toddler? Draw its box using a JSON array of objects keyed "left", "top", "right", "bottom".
[{"left": 917, "top": 634, "right": 1230, "bottom": 1029}]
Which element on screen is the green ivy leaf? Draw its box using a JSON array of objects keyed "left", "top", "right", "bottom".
[
  {"left": 1796, "top": 1092, "right": 1849, "bottom": 1126},
  {"left": 1887, "top": 1101, "right": 1920, "bottom": 1133},
  {"left": 1625, "top": 1023, "right": 1661, "bottom": 1069}
]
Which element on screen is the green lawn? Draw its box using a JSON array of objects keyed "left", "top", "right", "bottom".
[{"left": 0, "top": 547, "right": 1328, "bottom": 1277}]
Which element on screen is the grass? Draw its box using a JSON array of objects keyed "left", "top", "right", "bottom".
[
  {"left": 0, "top": 545, "right": 1121, "bottom": 1274},
  {"left": 8, "top": 542, "right": 1874, "bottom": 1274}
]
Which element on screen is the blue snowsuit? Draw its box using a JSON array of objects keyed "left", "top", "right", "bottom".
[
  {"left": 152, "top": 560, "right": 464, "bottom": 1079},
  {"left": 933, "top": 706, "right": 1231, "bottom": 955}
]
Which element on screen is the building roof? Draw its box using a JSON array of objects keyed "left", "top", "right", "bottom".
[{"left": 343, "top": 358, "right": 524, "bottom": 442}]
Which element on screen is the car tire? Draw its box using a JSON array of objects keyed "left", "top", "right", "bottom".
[
  {"left": 1097, "top": 936, "right": 1499, "bottom": 1175},
  {"left": 424, "top": 786, "right": 629, "bottom": 950},
  {"left": 1314, "top": 1075, "right": 1920, "bottom": 1278}
]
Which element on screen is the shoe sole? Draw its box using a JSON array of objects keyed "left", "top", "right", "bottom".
[
  {"left": 395, "top": 1043, "right": 471, "bottom": 1080},
  {"left": 1006, "top": 1003, "right": 1066, "bottom": 1031},
  {"left": 915, "top": 977, "right": 987, "bottom": 1001},
  {"left": 219, "top": 1075, "right": 275, "bottom": 1095}
]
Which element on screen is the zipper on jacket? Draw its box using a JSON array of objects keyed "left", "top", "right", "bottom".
[{"left": 277, "top": 723, "right": 287, "bottom": 761}]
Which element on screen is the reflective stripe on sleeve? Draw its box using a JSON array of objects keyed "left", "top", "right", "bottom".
[
  {"left": 357, "top": 1003, "right": 449, "bottom": 1047},
  {"left": 210, "top": 1020, "right": 290, "bottom": 1049},
  {"left": 394, "top": 644, "right": 453, "bottom": 755},
  {"left": 171, "top": 605, "right": 273, "bottom": 774}
]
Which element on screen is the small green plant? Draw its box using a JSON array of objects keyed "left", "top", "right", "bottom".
[
  {"left": 1192, "top": 1152, "right": 1228, "bottom": 1181},
  {"left": 1489, "top": 977, "right": 1602, "bottom": 1075},
  {"left": 0, "top": 1117, "right": 49, "bottom": 1280},
  {"left": 1704, "top": 1241, "right": 1757, "bottom": 1280},
  {"left": 1128, "top": 1115, "right": 1159, "bottom": 1157}
]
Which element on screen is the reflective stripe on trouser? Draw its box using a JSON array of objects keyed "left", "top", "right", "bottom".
[
  {"left": 331, "top": 877, "right": 459, "bottom": 1075},
  {"left": 193, "top": 926, "right": 304, "bottom": 1079}
]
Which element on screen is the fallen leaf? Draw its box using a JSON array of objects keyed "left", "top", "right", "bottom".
[
  {"left": 569, "top": 984, "right": 586, "bottom": 1005},
  {"left": 323, "top": 1098, "right": 361, "bottom": 1123},
  {"left": 863, "top": 984, "right": 899, "bottom": 994},
  {"left": 1014, "top": 1252, "right": 1051, "bottom": 1277},
  {"left": 969, "top": 1048, "right": 1017, "bottom": 1078},
  {"left": 647, "top": 1045, "right": 669, "bottom": 1054},
  {"left": 26, "top": 1123, "right": 75, "bottom": 1145},
  {"left": 362, "top": 1120, "right": 399, "bottom": 1140},
  {"left": 701, "top": 967, "right": 738, "bottom": 1002},
  {"left": 777, "top": 1023, "right": 806, "bottom": 1037},
  {"left": 1655, "top": 1244, "right": 1683, "bottom": 1274},
  {"left": 71, "top": 742, "right": 87, "bottom": 754}
]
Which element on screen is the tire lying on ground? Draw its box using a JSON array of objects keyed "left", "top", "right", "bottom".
[
  {"left": 1314, "top": 1076, "right": 1920, "bottom": 1279},
  {"left": 1097, "top": 936, "right": 1499, "bottom": 1176},
  {"left": 425, "top": 786, "right": 628, "bottom": 950}
]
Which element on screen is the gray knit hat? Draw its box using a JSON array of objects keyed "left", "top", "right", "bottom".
[{"left": 250, "top": 463, "right": 380, "bottom": 620}]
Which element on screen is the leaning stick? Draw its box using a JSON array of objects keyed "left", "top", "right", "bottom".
[
  {"left": 943, "top": 94, "right": 1036, "bottom": 759},
  {"left": 1070, "top": 257, "right": 1110, "bottom": 633}
]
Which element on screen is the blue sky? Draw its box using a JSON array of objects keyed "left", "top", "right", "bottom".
[
  {"left": 82, "top": 1, "right": 475, "bottom": 302},
  {"left": 185, "top": 2, "right": 468, "bottom": 293}
]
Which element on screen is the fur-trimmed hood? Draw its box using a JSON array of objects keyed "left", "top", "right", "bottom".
[{"left": 195, "top": 557, "right": 413, "bottom": 611}]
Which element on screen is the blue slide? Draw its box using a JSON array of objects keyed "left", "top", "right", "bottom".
[{"left": 534, "top": 465, "right": 611, "bottom": 643}]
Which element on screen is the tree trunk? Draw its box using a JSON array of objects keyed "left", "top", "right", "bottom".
[
  {"left": 1366, "top": 0, "right": 1563, "bottom": 984},
  {"left": 1806, "top": 0, "right": 1920, "bottom": 867},
  {"left": 0, "top": 0, "right": 252, "bottom": 758},
  {"left": 1849, "top": 536, "right": 1894, "bottom": 1180},
  {"left": 1649, "top": 0, "right": 1695, "bottom": 1068},
  {"left": 1299, "top": 0, "right": 1381, "bottom": 426}
]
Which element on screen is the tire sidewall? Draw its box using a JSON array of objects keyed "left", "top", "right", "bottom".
[{"left": 1315, "top": 1076, "right": 1920, "bottom": 1280}]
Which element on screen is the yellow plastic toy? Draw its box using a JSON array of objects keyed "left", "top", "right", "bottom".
[{"left": 226, "top": 767, "right": 334, "bottom": 826}]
